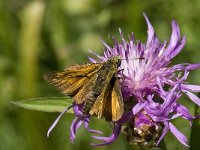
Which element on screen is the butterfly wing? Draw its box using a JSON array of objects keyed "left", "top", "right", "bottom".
[
  {"left": 110, "top": 79, "right": 124, "bottom": 121},
  {"left": 89, "top": 78, "right": 124, "bottom": 122},
  {"left": 72, "top": 73, "right": 99, "bottom": 104},
  {"left": 44, "top": 63, "right": 101, "bottom": 97},
  {"left": 63, "top": 63, "right": 101, "bottom": 76},
  {"left": 89, "top": 81, "right": 111, "bottom": 119}
]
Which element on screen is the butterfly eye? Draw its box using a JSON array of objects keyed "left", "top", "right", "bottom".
[{"left": 116, "top": 60, "right": 121, "bottom": 67}]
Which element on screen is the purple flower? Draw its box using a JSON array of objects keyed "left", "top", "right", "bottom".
[{"left": 48, "top": 13, "right": 200, "bottom": 147}]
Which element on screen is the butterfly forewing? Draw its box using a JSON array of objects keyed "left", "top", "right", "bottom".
[
  {"left": 72, "top": 74, "right": 99, "bottom": 104},
  {"left": 44, "top": 63, "right": 101, "bottom": 95},
  {"left": 64, "top": 63, "right": 101, "bottom": 76}
]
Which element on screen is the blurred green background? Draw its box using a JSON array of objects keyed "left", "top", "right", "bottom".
[{"left": 1, "top": 0, "right": 200, "bottom": 150}]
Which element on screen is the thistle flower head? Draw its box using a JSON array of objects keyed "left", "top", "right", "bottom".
[
  {"left": 87, "top": 13, "right": 200, "bottom": 147},
  {"left": 48, "top": 13, "right": 200, "bottom": 147}
]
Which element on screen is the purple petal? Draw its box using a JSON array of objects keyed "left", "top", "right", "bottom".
[
  {"left": 156, "top": 122, "right": 169, "bottom": 146},
  {"left": 132, "top": 102, "right": 146, "bottom": 115},
  {"left": 101, "top": 40, "right": 112, "bottom": 52},
  {"left": 159, "top": 86, "right": 179, "bottom": 116},
  {"left": 119, "top": 28, "right": 127, "bottom": 48},
  {"left": 186, "top": 63, "right": 200, "bottom": 70},
  {"left": 148, "top": 115, "right": 169, "bottom": 122},
  {"left": 87, "top": 129, "right": 103, "bottom": 134},
  {"left": 171, "top": 63, "right": 200, "bottom": 71},
  {"left": 88, "top": 56, "right": 97, "bottom": 63},
  {"left": 83, "top": 118, "right": 103, "bottom": 134},
  {"left": 70, "top": 117, "right": 83, "bottom": 142},
  {"left": 157, "top": 77, "right": 166, "bottom": 96},
  {"left": 47, "top": 105, "right": 73, "bottom": 137},
  {"left": 92, "top": 134, "right": 116, "bottom": 141},
  {"left": 174, "top": 104, "right": 193, "bottom": 121},
  {"left": 165, "top": 21, "right": 181, "bottom": 58},
  {"left": 146, "top": 85, "right": 178, "bottom": 116},
  {"left": 70, "top": 117, "right": 78, "bottom": 142},
  {"left": 88, "top": 50, "right": 105, "bottom": 60},
  {"left": 143, "top": 13, "right": 156, "bottom": 47},
  {"left": 181, "top": 84, "right": 200, "bottom": 92},
  {"left": 184, "top": 90, "right": 200, "bottom": 106},
  {"left": 169, "top": 122, "right": 189, "bottom": 147},
  {"left": 180, "top": 71, "right": 189, "bottom": 82},
  {"left": 170, "top": 35, "right": 186, "bottom": 58},
  {"left": 91, "top": 134, "right": 116, "bottom": 146},
  {"left": 171, "top": 113, "right": 182, "bottom": 119},
  {"left": 90, "top": 123, "right": 122, "bottom": 146},
  {"left": 73, "top": 104, "right": 83, "bottom": 116},
  {"left": 171, "top": 64, "right": 189, "bottom": 70}
]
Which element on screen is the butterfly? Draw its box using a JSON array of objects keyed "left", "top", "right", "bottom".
[{"left": 44, "top": 56, "right": 124, "bottom": 122}]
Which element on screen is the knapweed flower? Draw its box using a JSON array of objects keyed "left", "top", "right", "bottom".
[{"left": 48, "top": 13, "right": 200, "bottom": 147}]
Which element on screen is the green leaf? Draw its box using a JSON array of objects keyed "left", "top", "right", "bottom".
[{"left": 11, "top": 97, "right": 73, "bottom": 113}]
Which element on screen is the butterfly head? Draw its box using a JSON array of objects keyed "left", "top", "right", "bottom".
[{"left": 109, "top": 56, "right": 121, "bottom": 68}]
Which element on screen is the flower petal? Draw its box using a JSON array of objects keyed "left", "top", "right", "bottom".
[
  {"left": 165, "top": 21, "right": 181, "bottom": 58},
  {"left": 47, "top": 105, "right": 73, "bottom": 137},
  {"left": 181, "top": 84, "right": 200, "bottom": 92},
  {"left": 91, "top": 134, "right": 117, "bottom": 146},
  {"left": 170, "top": 35, "right": 186, "bottom": 58},
  {"left": 90, "top": 123, "right": 122, "bottom": 146},
  {"left": 143, "top": 12, "right": 156, "bottom": 47},
  {"left": 184, "top": 90, "right": 200, "bottom": 106},
  {"left": 70, "top": 117, "right": 83, "bottom": 142},
  {"left": 174, "top": 104, "right": 194, "bottom": 121},
  {"left": 156, "top": 122, "right": 169, "bottom": 146},
  {"left": 169, "top": 122, "right": 189, "bottom": 147},
  {"left": 132, "top": 102, "right": 146, "bottom": 115}
]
